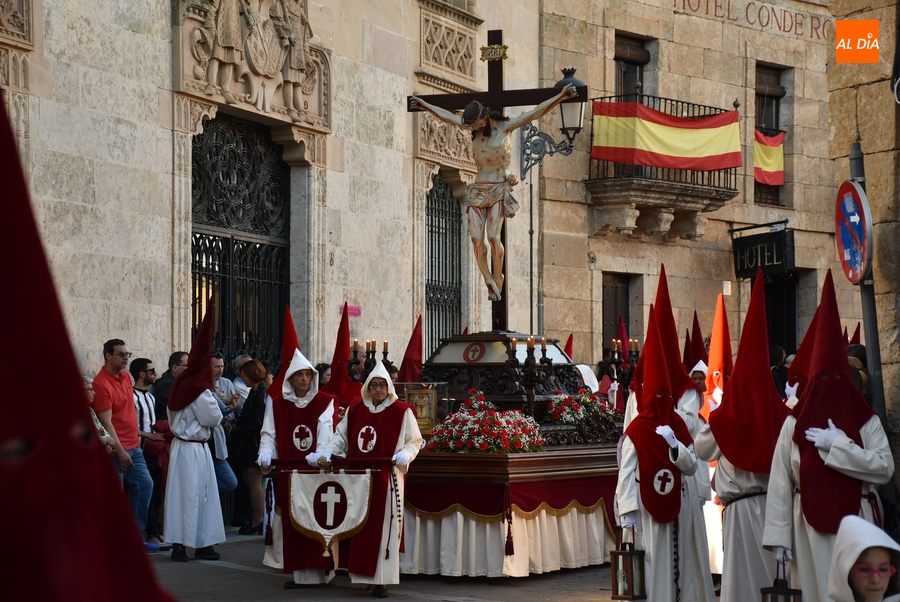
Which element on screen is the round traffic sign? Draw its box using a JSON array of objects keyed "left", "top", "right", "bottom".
[{"left": 835, "top": 180, "right": 873, "bottom": 284}]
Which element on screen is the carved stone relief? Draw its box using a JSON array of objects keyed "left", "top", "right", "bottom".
[
  {"left": 177, "top": 0, "right": 330, "bottom": 134},
  {"left": 415, "top": 111, "right": 476, "bottom": 174},
  {"left": 416, "top": 0, "right": 482, "bottom": 94},
  {"left": 0, "top": 0, "right": 32, "bottom": 51},
  {"left": 0, "top": 45, "right": 29, "bottom": 91}
]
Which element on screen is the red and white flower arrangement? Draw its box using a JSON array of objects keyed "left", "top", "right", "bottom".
[
  {"left": 425, "top": 389, "right": 545, "bottom": 454},
  {"left": 542, "top": 389, "right": 624, "bottom": 425}
]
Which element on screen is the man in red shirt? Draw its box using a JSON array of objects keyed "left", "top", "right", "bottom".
[{"left": 93, "top": 338, "right": 156, "bottom": 551}]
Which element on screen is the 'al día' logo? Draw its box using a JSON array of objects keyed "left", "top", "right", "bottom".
[{"left": 835, "top": 20, "right": 880, "bottom": 64}]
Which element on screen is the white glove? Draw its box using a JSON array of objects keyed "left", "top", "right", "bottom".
[
  {"left": 805, "top": 418, "right": 839, "bottom": 451},
  {"left": 711, "top": 387, "right": 723, "bottom": 407},
  {"left": 620, "top": 512, "right": 636, "bottom": 529},
  {"left": 773, "top": 546, "right": 793, "bottom": 562},
  {"left": 656, "top": 425, "right": 679, "bottom": 448},
  {"left": 257, "top": 452, "right": 272, "bottom": 469},
  {"left": 608, "top": 382, "right": 619, "bottom": 393},
  {"left": 392, "top": 450, "right": 411, "bottom": 466},
  {"left": 785, "top": 381, "right": 798, "bottom": 399},
  {"left": 306, "top": 452, "right": 322, "bottom": 467}
]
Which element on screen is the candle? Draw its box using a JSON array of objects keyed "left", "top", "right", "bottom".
[
  {"left": 383, "top": 340, "right": 389, "bottom": 353},
  {"left": 367, "top": 340, "right": 372, "bottom": 352},
  {"left": 353, "top": 338, "right": 358, "bottom": 352},
  {"left": 540, "top": 337, "right": 546, "bottom": 350},
  {"left": 527, "top": 337, "right": 534, "bottom": 349},
  {"left": 635, "top": 339, "right": 640, "bottom": 351},
  {"left": 511, "top": 338, "right": 517, "bottom": 350}
]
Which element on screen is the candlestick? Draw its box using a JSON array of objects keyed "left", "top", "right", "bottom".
[
  {"left": 540, "top": 337, "right": 546, "bottom": 350},
  {"left": 353, "top": 338, "right": 358, "bottom": 352},
  {"left": 383, "top": 340, "right": 388, "bottom": 353},
  {"left": 511, "top": 338, "right": 517, "bottom": 350}
]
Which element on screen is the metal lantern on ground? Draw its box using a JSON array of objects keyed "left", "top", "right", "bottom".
[
  {"left": 554, "top": 68, "right": 587, "bottom": 145},
  {"left": 610, "top": 528, "right": 646, "bottom": 600},
  {"left": 760, "top": 560, "right": 801, "bottom": 602}
]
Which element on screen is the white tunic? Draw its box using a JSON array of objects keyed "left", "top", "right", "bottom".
[
  {"left": 763, "top": 414, "right": 894, "bottom": 601},
  {"left": 616, "top": 436, "right": 716, "bottom": 602},
  {"left": 164, "top": 390, "right": 225, "bottom": 548},
  {"left": 323, "top": 397, "right": 423, "bottom": 585},
  {"left": 695, "top": 422, "right": 778, "bottom": 602}
]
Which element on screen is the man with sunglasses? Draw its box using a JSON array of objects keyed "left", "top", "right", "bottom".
[{"left": 93, "top": 339, "right": 156, "bottom": 552}]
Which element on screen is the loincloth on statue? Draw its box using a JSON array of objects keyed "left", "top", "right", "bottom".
[{"left": 463, "top": 181, "right": 520, "bottom": 217}]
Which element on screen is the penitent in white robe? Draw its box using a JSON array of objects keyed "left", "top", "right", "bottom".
[
  {"left": 617, "top": 436, "right": 717, "bottom": 602},
  {"left": 323, "top": 398, "right": 423, "bottom": 585},
  {"left": 164, "top": 390, "right": 226, "bottom": 549},
  {"left": 763, "top": 414, "right": 894, "bottom": 602},
  {"left": 695, "top": 422, "right": 778, "bottom": 602}
]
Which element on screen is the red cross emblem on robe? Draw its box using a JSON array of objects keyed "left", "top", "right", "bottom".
[
  {"left": 292, "top": 424, "right": 313, "bottom": 451},
  {"left": 357, "top": 425, "right": 377, "bottom": 453},
  {"left": 654, "top": 468, "right": 675, "bottom": 495}
]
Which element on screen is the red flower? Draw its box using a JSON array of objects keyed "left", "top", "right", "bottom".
[
  {"left": 477, "top": 395, "right": 485, "bottom": 401},
  {"left": 502, "top": 440, "right": 510, "bottom": 450},
  {"left": 456, "top": 440, "right": 464, "bottom": 449},
  {"left": 467, "top": 440, "right": 475, "bottom": 449},
  {"left": 514, "top": 440, "right": 523, "bottom": 449},
  {"left": 468, "top": 388, "right": 478, "bottom": 395},
  {"left": 441, "top": 440, "right": 450, "bottom": 449},
  {"left": 578, "top": 388, "right": 587, "bottom": 394},
  {"left": 479, "top": 441, "right": 489, "bottom": 451}
]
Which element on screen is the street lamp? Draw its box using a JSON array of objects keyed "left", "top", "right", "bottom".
[{"left": 520, "top": 68, "right": 588, "bottom": 177}]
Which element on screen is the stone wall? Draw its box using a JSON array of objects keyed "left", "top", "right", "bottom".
[
  {"left": 535, "top": 0, "right": 862, "bottom": 363},
  {"left": 828, "top": 0, "right": 900, "bottom": 466}
]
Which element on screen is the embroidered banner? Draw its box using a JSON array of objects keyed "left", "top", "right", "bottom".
[
  {"left": 753, "top": 130, "right": 785, "bottom": 185},
  {"left": 289, "top": 470, "right": 372, "bottom": 554},
  {"left": 591, "top": 102, "right": 742, "bottom": 170}
]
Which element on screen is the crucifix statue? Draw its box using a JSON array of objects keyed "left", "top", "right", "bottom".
[{"left": 408, "top": 30, "right": 586, "bottom": 330}]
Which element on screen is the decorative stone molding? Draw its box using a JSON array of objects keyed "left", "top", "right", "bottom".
[
  {"left": 586, "top": 178, "right": 736, "bottom": 241},
  {"left": 171, "top": 131, "right": 193, "bottom": 351},
  {"left": 591, "top": 203, "right": 640, "bottom": 237},
  {"left": 270, "top": 125, "right": 326, "bottom": 167},
  {"left": 174, "top": 94, "right": 218, "bottom": 135},
  {"left": 414, "top": 159, "right": 440, "bottom": 191},
  {"left": 0, "top": 45, "right": 29, "bottom": 91},
  {"left": 667, "top": 212, "right": 708, "bottom": 241},
  {"left": 0, "top": 0, "right": 32, "bottom": 51},
  {"left": 415, "top": 111, "right": 476, "bottom": 173},
  {"left": 635, "top": 208, "right": 674, "bottom": 237},
  {"left": 3, "top": 88, "right": 29, "bottom": 172},
  {"left": 417, "top": 0, "right": 482, "bottom": 93},
  {"left": 175, "top": 0, "right": 330, "bottom": 133}
]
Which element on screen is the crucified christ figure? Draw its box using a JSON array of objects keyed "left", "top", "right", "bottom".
[{"left": 410, "top": 84, "right": 577, "bottom": 301}]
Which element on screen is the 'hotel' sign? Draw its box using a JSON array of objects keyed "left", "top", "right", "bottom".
[{"left": 732, "top": 230, "right": 795, "bottom": 278}]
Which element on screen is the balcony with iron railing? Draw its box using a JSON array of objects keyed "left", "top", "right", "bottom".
[{"left": 585, "top": 94, "right": 741, "bottom": 241}]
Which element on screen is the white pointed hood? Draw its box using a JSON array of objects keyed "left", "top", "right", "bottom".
[
  {"left": 690, "top": 360, "right": 708, "bottom": 377},
  {"left": 282, "top": 349, "right": 319, "bottom": 405},
  {"left": 828, "top": 515, "right": 900, "bottom": 602},
  {"left": 361, "top": 361, "right": 398, "bottom": 409},
  {"left": 575, "top": 364, "right": 600, "bottom": 394}
]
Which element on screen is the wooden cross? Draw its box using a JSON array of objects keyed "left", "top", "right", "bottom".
[{"left": 407, "top": 30, "right": 587, "bottom": 332}]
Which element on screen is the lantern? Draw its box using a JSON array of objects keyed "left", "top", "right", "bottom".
[
  {"left": 610, "top": 528, "right": 646, "bottom": 600},
  {"left": 553, "top": 68, "right": 586, "bottom": 145},
  {"left": 760, "top": 560, "right": 802, "bottom": 602}
]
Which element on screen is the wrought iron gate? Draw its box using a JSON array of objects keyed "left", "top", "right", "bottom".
[
  {"left": 425, "top": 173, "right": 462, "bottom": 355},
  {"left": 191, "top": 117, "right": 290, "bottom": 376}
]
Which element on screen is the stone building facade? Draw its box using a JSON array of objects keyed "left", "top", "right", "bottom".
[{"left": 1, "top": 0, "right": 875, "bottom": 385}]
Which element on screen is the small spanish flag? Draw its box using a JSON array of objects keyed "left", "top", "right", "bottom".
[
  {"left": 591, "top": 102, "right": 742, "bottom": 170},
  {"left": 753, "top": 130, "right": 784, "bottom": 185}
]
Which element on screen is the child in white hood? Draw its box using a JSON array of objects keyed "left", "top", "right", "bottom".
[{"left": 829, "top": 515, "right": 900, "bottom": 602}]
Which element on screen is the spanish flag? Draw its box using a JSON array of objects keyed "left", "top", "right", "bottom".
[
  {"left": 753, "top": 130, "right": 785, "bottom": 185},
  {"left": 591, "top": 102, "right": 742, "bottom": 170}
]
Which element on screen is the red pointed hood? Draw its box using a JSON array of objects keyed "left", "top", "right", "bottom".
[
  {"left": 0, "top": 101, "right": 176, "bottom": 601},
  {"left": 842, "top": 326, "right": 849, "bottom": 347},
  {"left": 654, "top": 264, "right": 698, "bottom": 401},
  {"left": 791, "top": 270, "right": 875, "bottom": 533},
  {"left": 397, "top": 315, "right": 424, "bottom": 382},
  {"left": 617, "top": 315, "right": 630, "bottom": 362},
  {"left": 786, "top": 306, "right": 819, "bottom": 397},
  {"left": 709, "top": 269, "right": 790, "bottom": 473},
  {"left": 168, "top": 299, "right": 215, "bottom": 411},
  {"left": 629, "top": 304, "right": 661, "bottom": 413},
  {"left": 625, "top": 306, "right": 692, "bottom": 524},
  {"left": 564, "top": 333, "right": 574, "bottom": 359},
  {"left": 320, "top": 303, "right": 362, "bottom": 405},
  {"left": 691, "top": 310, "right": 709, "bottom": 366},
  {"left": 269, "top": 305, "right": 301, "bottom": 399},
  {"left": 850, "top": 322, "right": 861, "bottom": 345},
  {"left": 682, "top": 328, "right": 692, "bottom": 371}
]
